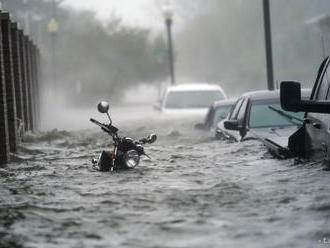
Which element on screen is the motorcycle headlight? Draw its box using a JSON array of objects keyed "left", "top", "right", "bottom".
[{"left": 123, "top": 150, "right": 140, "bottom": 168}]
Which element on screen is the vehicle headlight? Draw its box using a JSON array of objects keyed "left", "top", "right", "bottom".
[{"left": 123, "top": 150, "right": 140, "bottom": 168}]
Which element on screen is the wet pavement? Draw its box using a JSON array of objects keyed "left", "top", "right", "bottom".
[{"left": 1, "top": 106, "right": 330, "bottom": 248}]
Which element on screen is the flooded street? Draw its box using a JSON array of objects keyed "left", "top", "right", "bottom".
[
  {"left": 2, "top": 0, "right": 330, "bottom": 247},
  {"left": 1, "top": 105, "right": 330, "bottom": 248}
]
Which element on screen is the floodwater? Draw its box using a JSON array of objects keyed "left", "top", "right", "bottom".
[{"left": 1, "top": 105, "right": 330, "bottom": 248}]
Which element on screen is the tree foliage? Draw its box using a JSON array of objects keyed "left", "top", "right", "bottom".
[{"left": 2, "top": 0, "right": 168, "bottom": 105}]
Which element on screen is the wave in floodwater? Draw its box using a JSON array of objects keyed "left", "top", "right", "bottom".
[{"left": 1, "top": 106, "right": 330, "bottom": 248}]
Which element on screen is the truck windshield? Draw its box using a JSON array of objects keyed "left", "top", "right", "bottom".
[
  {"left": 165, "top": 90, "right": 225, "bottom": 109},
  {"left": 249, "top": 100, "right": 304, "bottom": 128},
  {"left": 212, "top": 105, "right": 232, "bottom": 127}
]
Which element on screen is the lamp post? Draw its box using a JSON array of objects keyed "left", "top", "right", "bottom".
[
  {"left": 47, "top": 17, "right": 59, "bottom": 89},
  {"left": 263, "top": 0, "right": 274, "bottom": 90},
  {"left": 162, "top": 1, "right": 175, "bottom": 85}
]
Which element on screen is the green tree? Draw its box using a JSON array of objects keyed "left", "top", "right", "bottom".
[{"left": 2, "top": 0, "right": 168, "bottom": 105}]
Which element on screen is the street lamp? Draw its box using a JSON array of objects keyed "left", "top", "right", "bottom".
[
  {"left": 47, "top": 17, "right": 59, "bottom": 89},
  {"left": 262, "top": 0, "right": 274, "bottom": 90},
  {"left": 162, "top": 1, "right": 175, "bottom": 85}
]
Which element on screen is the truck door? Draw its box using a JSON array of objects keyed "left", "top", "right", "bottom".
[
  {"left": 226, "top": 98, "right": 243, "bottom": 141},
  {"left": 237, "top": 98, "right": 249, "bottom": 140},
  {"left": 305, "top": 59, "right": 330, "bottom": 159}
]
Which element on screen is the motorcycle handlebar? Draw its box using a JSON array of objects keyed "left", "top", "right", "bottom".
[
  {"left": 90, "top": 118, "right": 111, "bottom": 133},
  {"left": 90, "top": 118, "right": 155, "bottom": 144},
  {"left": 90, "top": 118, "right": 119, "bottom": 136},
  {"left": 139, "top": 134, "right": 157, "bottom": 144},
  {"left": 90, "top": 118, "right": 105, "bottom": 127}
]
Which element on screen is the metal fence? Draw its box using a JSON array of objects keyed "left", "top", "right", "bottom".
[{"left": 0, "top": 11, "right": 40, "bottom": 165}]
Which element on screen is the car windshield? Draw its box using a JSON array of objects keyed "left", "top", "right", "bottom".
[
  {"left": 212, "top": 105, "right": 232, "bottom": 127},
  {"left": 249, "top": 100, "right": 304, "bottom": 128},
  {"left": 165, "top": 90, "right": 225, "bottom": 109}
]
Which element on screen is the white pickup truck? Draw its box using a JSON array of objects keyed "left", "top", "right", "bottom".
[{"left": 155, "top": 83, "right": 227, "bottom": 117}]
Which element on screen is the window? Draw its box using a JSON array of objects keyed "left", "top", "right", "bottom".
[
  {"left": 237, "top": 98, "right": 248, "bottom": 125},
  {"left": 249, "top": 100, "right": 304, "bottom": 128},
  {"left": 165, "top": 90, "right": 225, "bottom": 109},
  {"left": 212, "top": 105, "right": 232, "bottom": 127},
  {"left": 325, "top": 67, "right": 330, "bottom": 100},
  {"left": 229, "top": 99, "right": 243, "bottom": 120},
  {"left": 316, "top": 63, "right": 330, "bottom": 100}
]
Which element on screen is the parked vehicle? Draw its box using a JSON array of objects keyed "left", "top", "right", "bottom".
[
  {"left": 216, "top": 90, "right": 311, "bottom": 150},
  {"left": 154, "top": 83, "right": 226, "bottom": 116},
  {"left": 280, "top": 57, "right": 330, "bottom": 165},
  {"left": 90, "top": 101, "right": 157, "bottom": 171},
  {"left": 195, "top": 99, "right": 236, "bottom": 131}
]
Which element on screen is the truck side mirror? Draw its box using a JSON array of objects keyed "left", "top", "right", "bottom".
[
  {"left": 280, "top": 81, "right": 302, "bottom": 112},
  {"left": 281, "top": 81, "right": 330, "bottom": 114},
  {"left": 224, "top": 120, "right": 239, "bottom": 131}
]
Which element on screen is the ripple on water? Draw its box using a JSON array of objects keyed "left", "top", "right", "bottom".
[{"left": 1, "top": 119, "right": 330, "bottom": 248}]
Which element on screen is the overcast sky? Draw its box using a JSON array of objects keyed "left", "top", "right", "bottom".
[{"left": 62, "top": 0, "right": 165, "bottom": 28}]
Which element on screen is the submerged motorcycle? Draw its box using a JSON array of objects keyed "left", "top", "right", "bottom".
[{"left": 90, "top": 101, "right": 157, "bottom": 171}]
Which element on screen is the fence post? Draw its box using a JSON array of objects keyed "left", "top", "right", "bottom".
[
  {"left": 24, "top": 35, "right": 34, "bottom": 132},
  {"left": 27, "top": 39, "right": 36, "bottom": 131},
  {"left": 31, "top": 44, "right": 40, "bottom": 129},
  {"left": 0, "top": 12, "right": 9, "bottom": 165},
  {"left": 30, "top": 43, "right": 38, "bottom": 129},
  {"left": 11, "top": 22, "right": 24, "bottom": 138},
  {"left": 18, "top": 31, "right": 30, "bottom": 131},
  {"left": 35, "top": 47, "right": 41, "bottom": 128},
  {"left": 1, "top": 12, "right": 18, "bottom": 153}
]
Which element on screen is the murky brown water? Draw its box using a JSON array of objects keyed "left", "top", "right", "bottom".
[{"left": 1, "top": 106, "right": 330, "bottom": 248}]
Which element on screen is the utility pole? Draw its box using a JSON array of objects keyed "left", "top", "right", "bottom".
[
  {"left": 163, "top": 1, "right": 175, "bottom": 85},
  {"left": 47, "top": 0, "right": 59, "bottom": 89},
  {"left": 166, "top": 18, "right": 175, "bottom": 85},
  {"left": 263, "top": 0, "right": 274, "bottom": 90}
]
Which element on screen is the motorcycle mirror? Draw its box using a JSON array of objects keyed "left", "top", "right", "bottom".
[
  {"left": 97, "top": 101, "right": 110, "bottom": 114},
  {"left": 147, "top": 134, "right": 157, "bottom": 144}
]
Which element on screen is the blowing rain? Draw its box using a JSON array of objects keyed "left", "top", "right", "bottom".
[{"left": 1, "top": 0, "right": 330, "bottom": 247}]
